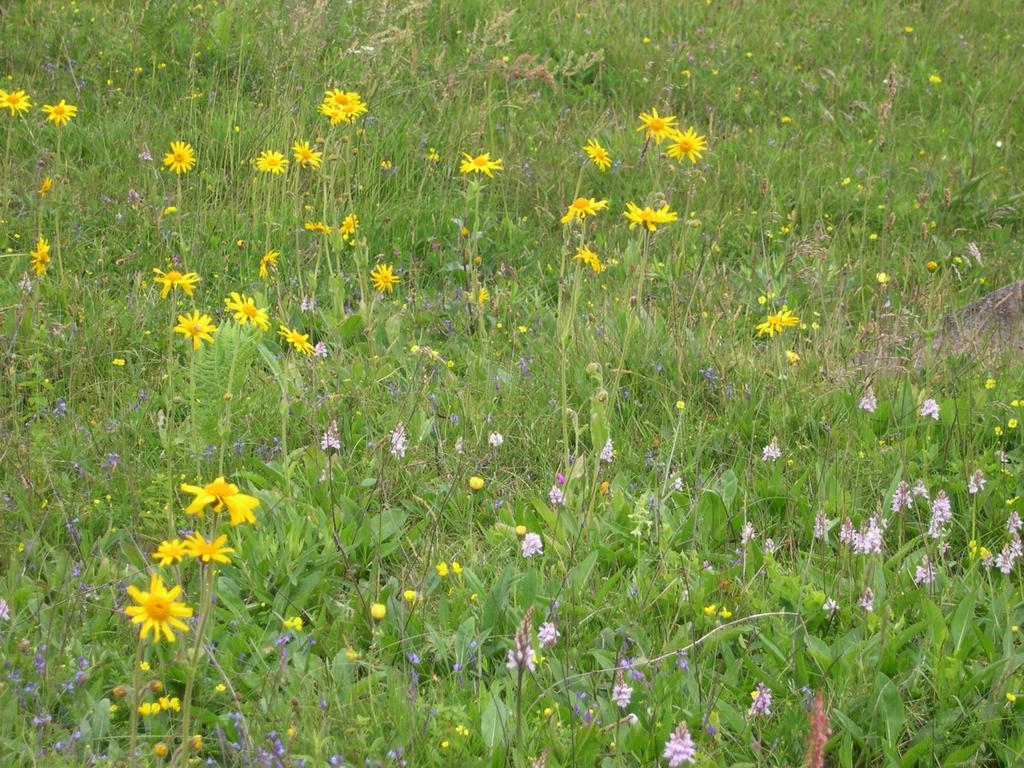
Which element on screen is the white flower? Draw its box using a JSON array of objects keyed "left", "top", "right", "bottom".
[
  {"left": 488, "top": 431, "right": 504, "bottom": 448},
  {"left": 599, "top": 438, "right": 614, "bottom": 463}
]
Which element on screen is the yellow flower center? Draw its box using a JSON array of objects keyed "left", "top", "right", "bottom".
[
  {"left": 572, "top": 197, "right": 590, "bottom": 211},
  {"left": 649, "top": 118, "right": 666, "bottom": 132},
  {"left": 173, "top": 151, "right": 187, "bottom": 163},
  {"left": 146, "top": 596, "right": 171, "bottom": 620},
  {"left": 676, "top": 138, "right": 694, "bottom": 152},
  {"left": 473, "top": 156, "right": 488, "bottom": 167},
  {"left": 190, "top": 324, "right": 203, "bottom": 334},
  {"left": 242, "top": 304, "right": 258, "bottom": 318},
  {"left": 205, "top": 480, "right": 234, "bottom": 497},
  {"left": 165, "top": 270, "right": 182, "bottom": 282}
]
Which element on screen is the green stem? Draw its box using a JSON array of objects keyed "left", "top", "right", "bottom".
[
  {"left": 128, "top": 636, "right": 143, "bottom": 766},
  {"left": 179, "top": 564, "right": 215, "bottom": 766}
]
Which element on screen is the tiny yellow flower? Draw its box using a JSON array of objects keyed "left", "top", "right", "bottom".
[
  {"left": 370, "top": 602, "right": 386, "bottom": 622},
  {"left": 283, "top": 616, "right": 303, "bottom": 632},
  {"left": 468, "top": 476, "right": 485, "bottom": 491},
  {"left": 435, "top": 562, "right": 450, "bottom": 578}
]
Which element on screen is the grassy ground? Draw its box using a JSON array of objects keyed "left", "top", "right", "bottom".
[{"left": 2, "top": 0, "right": 1024, "bottom": 765}]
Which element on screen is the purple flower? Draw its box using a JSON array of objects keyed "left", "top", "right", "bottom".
[
  {"left": 521, "top": 533, "right": 543, "bottom": 558},
  {"left": 611, "top": 676, "right": 633, "bottom": 709},
  {"left": 968, "top": 470, "right": 986, "bottom": 494},
  {"left": 537, "top": 622, "right": 558, "bottom": 647},
  {"left": 859, "top": 390, "right": 877, "bottom": 413},
  {"left": 928, "top": 491, "right": 952, "bottom": 538},
  {"left": 599, "top": 438, "right": 614, "bottom": 463},
  {"left": 321, "top": 421, "right": 341, "bottom": 452},
  {"left": 920, "top": 398, "right": 940, "bottom": 420},
  {"left": 913, "top": 555, "right": 935, "bottom": 585},
  {"left": 548, "top": 485, "right": 564, "bottom": 505},
  {"left": 663, "top": 723, "right": 696, "bottom": 766},
  {"left": 761, "top": 439, "right": 781, "bottom": 462},
  {"left": 747, "top": 682, "right": 773, "bottom": 717}
]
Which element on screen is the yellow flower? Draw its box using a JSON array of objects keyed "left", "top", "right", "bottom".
[
  {"left": 785, "top": 350, "right": 800, "bottom": 363},
  {"left": 153, "top": 538, "right": 188, "bottom": 567},
  {"left": 124, "top": 573, "right": 193, "bottom": 643},
  {"left": 340, "top": 213, "right": 359, "bottom": 241},
  {"left": 1008, "top": 692, "right": 1018, "bottom": 703},
  {"left": 30, "top": 235, "right": 50, "bottom": 275},
  {"left": 258, "top": 249, "right": 279, "bottom": 280},
  {"left": 183, "top": 532, "right": 235, "bottom": 564},
  {"left": 477, "top": 286, "right": 490, "bottom": 305},
  {"left": 1, "top": 89, "right": 31, "bottom": 116},
  {"left": 304, "top": 221, "right": 333, "bottom": 235},
  {"left": 702, "top": 604, "right": 717, "bottom": 616},
  {"left": 582, "top": 138, "right": 611, "bottom": 171},
  {"left": 158, "top": 696, "right": 181, "bottom": 712},
  {"left": 256, "top": 150, "right": 288, "bottom": 175},
  {"left": 370, "top": 263, "right": 399, "bottom": 294},
  {"left": 291, "top": 140, "right": 322, "bottom": 169},
  {"left": 755, "top": 307, "right": 800, "bottom": 338},
  {"left": 179, "top": 476, "right": 261, "bottom": 526},
  {"left": 451, "top": 561, "right": 463, "bottom": 574},
  {"left": 163, "top": 141, "right": 196, "bottom": 174},
  {"left": 459, "top": 152, "right": 503, "bottom": 178},
  {"left": 468, "top": 476, "right": 485, "bottom": 491},
  {"left": 514, "top": 524, "right": 527, "bottom": 538},
  {"left": 573, "top": 245, "right": 604, "bottom": 274},
  {"left": 37, "top": 177, "right": 52, "bottom": 196},
  {"left": 319, "top": 89, "right": 368, "bottom": 124},
  {"left": 345, "top": 646, "right": 361, "bottom": 661},
  {"left": 188, "top": 734, "right": 203, "bottom": 752},
  {"left": 718, "top": 607, "right": 732, "bottom": 619},
  {"left": 929, "top": 74, "right": 942, "bottom": 85},
  {"left": 224, "top": 292, "right": 269, "bottom": 331},
  {"left": 1009, "top": 419, "right": 1019, "bottom": 430},
  {"left": 876, "top": 272, "right": 889, "bottom": 285},
  {"left": 138, "top": 702, "right": 161, "bottom": 716},
  {"left": 926, "top": 260, "right": 938, "bottom": 272},
  {"left": 278, "top": 325, "right": 315, "bottom": 355},
  {"left": 174, "top": 310, "right": 217, "bottom": 350},
  {"left": 283, "top": 616, "right": 303, "bottom": 632},
  {"left": 153, "top": 743, "right": 169, "bottom": 758},
  {"left": 636, "top": 108, "right": 677, "bottom": 143},
  {"left": 370, "top": 602, "right": 386, "bottom": 621},
  {"left": 623, "top": 202, "right": 678, "bottom": 232},
  {"left": 560, "top": 196, "right": 608, "bottom": 225},
  {"left": 985, "top": 378, "right": 996, "bottom": 390},
  {"left": 403, "top": 589, "right": 419, "bottom": 603},
  {"left": 41, "top": 99, "right": 77, "bottom": 127},
  {"left": 436, "top": 562, "right": 450, "bottom": 577},
  {"left": 152, "top": 268, "right": 200, "bottom": 298},
  {"left": 665, "top": 127, "right": 708, "bottom": 164}
]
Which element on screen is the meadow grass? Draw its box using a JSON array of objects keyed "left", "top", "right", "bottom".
[{"left": 1, "top": 0, "right": 1024, "bottom": 765}]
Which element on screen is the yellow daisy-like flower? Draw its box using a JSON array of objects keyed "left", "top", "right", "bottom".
[
  {"left": 623, "top": 202, "right": 679, "bottom": 232},
  {"left": 573, "top": 245, "right": 604, "bottom": 274},
  {"left": 477, "top": 286, "right": 490, "bottom": 305},
  {"left": 665, "top": 127, "right": 708, "bottom": 164},
  {"left": 0, "top": 89, "right": 32, "bottom": 116},
  {"left": 304, "top": 220, "right": 333, "bottom": 235},
  {"left": 37, "top": 177, "right": 53, "bottom": 197},
  {"left": 340, "top": 213, "right": 359, "bottom": 241},
  {"left": 152, "top": 268, "right": 200, "bottom": 298},
  {"left": 183, "top": 532, "right": 235, "bottom": 564},
  {"left": 560, "top": 196, "right": 609, "bottom": 225},
  {"left": 152, "top": 538, "right": 188, "bottom": 567},
  {"left": 30, "top": 235, "right": 50, "bottom": 275},
  {"left": 319, "top": 89, "right": 368, "bottom": 124},
  {"left": 179, "top": 476, "right": 261, "bottom": 526},
  {"left": 258, "top": 249, "right": 279, "bottom": 280},
  {"left": 370, "top": 263, "right": 399, "bottom": 294},
  {"left": 459, "top": 152, "right": 503, "bottom": 178},
  {"left": 124, "top": 573, "right": 193, "bottom": 643},
  {"left": 278, "top": 325, "right": 315, "bottom": 356},
  {"left": 291, "top": 140, "right": 322, "bottom": 169},
  {"left": 582, "top": 138, "right": 611, "bottom": 171},
  {"left": 163, "top": 141, "right": 196, "bottom": 175},
  {"left": 636, "top": 108, "right": 677, "bottom": 143},
  {"left": 224, "top": 292, "right": 269, "bottom": 331},
  {"left": 755, "top": 307, "right": 801, "bottom": 338},
  {"left": 255, "top": 150, "right": 288, "bottom": 175},
  {"left": 173, "top": 310, "right": 218, "bottom": 350},
  {"left": 41, "top": 99, "right": 78, "bottom": 127}
]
